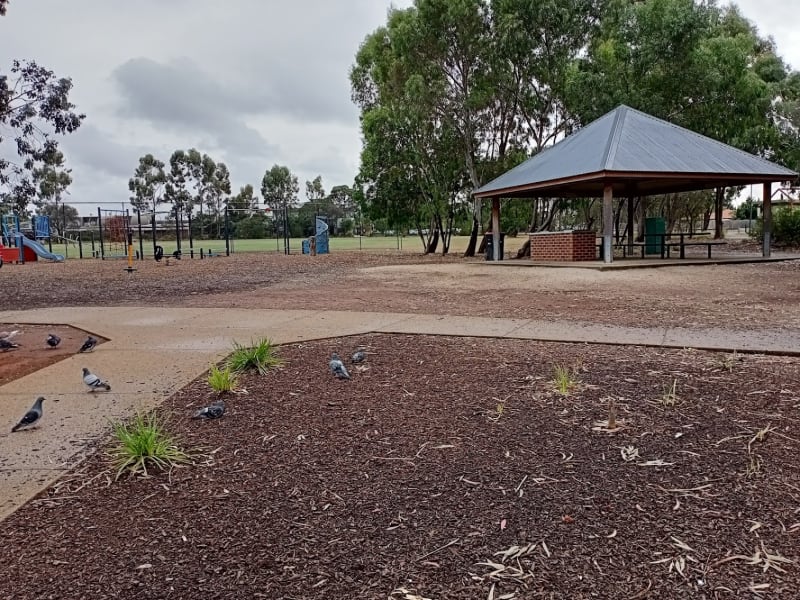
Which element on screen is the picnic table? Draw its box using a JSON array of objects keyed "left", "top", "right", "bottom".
[{"left": 597, "top": 233, "right": 727, "bottom": 260}]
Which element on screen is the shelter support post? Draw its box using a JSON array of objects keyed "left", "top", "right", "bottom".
[
  {"left": 763, "top": 182, "right": 772, "bottom": 257},
  {"left": 626, "top": 195, "right": 634, "bottom": 256},
  {"left": 603, "top": 185, "right": 613, "bottom": 264},
  {"left": 491, "top": 197, "right": 501, "bottom": 262}
]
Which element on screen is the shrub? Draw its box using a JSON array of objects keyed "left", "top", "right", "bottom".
[
  {"left": 749, "top": 207, "right": 800, "bottom": 246},
  {"left": 235, "top": 216, "right": 267, "bottom": 239},
  {"left": 109, "top": 411, "right": 189, "bottom": 480},
  {"left": 207, "top": 364, "right": 237, "bottom": 393},
  {"left": 227, "top": 338, "right": 283, "bottom": 375}
]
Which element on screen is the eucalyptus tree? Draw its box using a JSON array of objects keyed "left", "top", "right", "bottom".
[
  {"left": 261, "top": 165, "right": 299, "bottom": 211},
  {"left": 128, "top": 154, "right": 167, "bottom": 213},
  {"left": 565, "top": 0, "right": 800, "bottom": 237}
]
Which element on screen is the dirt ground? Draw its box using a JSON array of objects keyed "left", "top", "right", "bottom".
[
  {"left": 1, "top": 249, "right": 799, "bottom": 598},
  {"left": 0, "top": 324, "right": 104, "bottom": 384},
  {"left": 0, "top": 334, "right": 797, "bottom": 599},
  {"left": 1, "top": 248, "right": 799, "bottom": 330}
]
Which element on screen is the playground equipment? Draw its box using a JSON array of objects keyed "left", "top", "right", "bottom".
[
  {"left": 302, "top": 217, "right": 330, "bottom": 255},
  {"left": 0, "top": 214, "right": 64, "bottom": 264}
]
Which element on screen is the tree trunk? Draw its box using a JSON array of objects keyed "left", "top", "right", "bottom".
[
  {"left": 613, "top": 199, "right": 623, "bottom": 243},
  {"left": 425, "top": 217, "right": 439, "bottom": 254},
  {"left": 537, "top": 199, "right": 560, "bottom": 232},
  {"left": 714, "top": 187, "right": 725, "bottom": 239}
]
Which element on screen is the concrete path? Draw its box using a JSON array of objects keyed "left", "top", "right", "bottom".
[{"left": 1, "top": 305, "right": 799, "bottom": 521}]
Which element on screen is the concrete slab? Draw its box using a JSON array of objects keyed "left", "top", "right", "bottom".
[
  {"left": 506, "top": 320, "right": 668, "bottom": 347},
  {"left": 374, "top": 314, "right": 530, "bottom": 338},
  {"left": 487, "top": 254, "right": 800, "bottom": 270}
]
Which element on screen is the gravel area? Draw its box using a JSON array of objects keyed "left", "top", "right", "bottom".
[
  {"left": 0, "top": 334, "right": 798, "bottom": 599},
  {"left": 1, "top": 250, "right": 800, "bottom": 330}
]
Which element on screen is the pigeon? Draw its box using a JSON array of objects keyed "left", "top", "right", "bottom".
[
  {"left": 78, "top": 336, "right": 97, "bottom": 353},
  {"left": 0, "top": 330, "right": 20, "bottom": 340},
  {"left": 11, "top": 397, "right": 45, "bottom": 432},
  {"left": 329, "top": 352, "right": 351, "bottom": 380},
  {"left": 0, "top": 338, "right": 19, "bottom": 352},
  {"left": 351, "top": 348, "right": 367, "bottom": 364},
  {"left": 46, "top": 333, "right": 61, "bottom": 348},
  {"left": 192, "top": 399, "right": 225, "bottom": 420},
  {"left": 82, "top": 367, "right": 111, "bottom": 392}
]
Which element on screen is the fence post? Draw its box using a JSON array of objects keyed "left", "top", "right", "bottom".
[
  {"left": 97, "top": 207, "right": 105, "bottom": 260},
  {"left": 188, "top": 210, "right": 194, "bottom": 258},
  {"left": 175, "top": 208, "right": 181, "bottom": 253},
  {"left": 151, "top": 213, "right": 157, "bottom": 256},
  {"left": 136, "top": 210, "right": 144, "bottom": 260},
  {"left": 225, "top": 207, "right": 231, "bottom": 257}
]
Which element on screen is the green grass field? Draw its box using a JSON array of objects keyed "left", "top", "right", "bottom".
[{"left": 29, "top": 234, "right": 529, "bottom": 260}]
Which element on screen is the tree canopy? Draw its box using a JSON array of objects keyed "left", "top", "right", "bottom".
[
  {"left": 261, "top": 164, "right": 299, "bottom": 211},
  {"left": 351, "top": 0, "right": 800, "bottom": 250}
]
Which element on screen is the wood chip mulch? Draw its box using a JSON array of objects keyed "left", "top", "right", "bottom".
[{"left": 0, "top": 334, "right": 798, "bottom": 599}]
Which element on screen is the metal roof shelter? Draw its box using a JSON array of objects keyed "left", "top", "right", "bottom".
[{"left": 474, "top": 105, "right": 798, "bottom": 263}]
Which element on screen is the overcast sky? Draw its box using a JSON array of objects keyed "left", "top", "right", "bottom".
[{"left": 0, "top": 0, "right": 797, "bottom": 215}]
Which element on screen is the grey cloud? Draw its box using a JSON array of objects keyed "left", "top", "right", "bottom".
[
  {"left": 60, "top": 124, "right": 145, "bottom": 179},
  {"left": 112, "top": 58, "right": 277, "bottom": 156}
]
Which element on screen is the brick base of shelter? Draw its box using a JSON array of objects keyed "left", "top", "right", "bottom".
[{"left": 530, "top": 230, "right": 597, "bottom": 262}]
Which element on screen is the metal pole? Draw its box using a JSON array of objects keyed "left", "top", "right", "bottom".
[
  {"left": 78, "top": 230, "right": 83, "bottom": 259},
  {"left": 137, "top": 210, "right": 144, "bottom": 260},
  {"left": 98, "top": 207, "right": 105, "bottom": 260},
  {"left": 175, "top": 207, "right": 181, "bottom": 253},
  {"left": 284, "top": 207, "right": 290, "bottom": 255},
  {"left": 151, "top": 213, "right": 157, "bottom": 255},
  {"left": 225, "top": 206, "right": 231, "bottom": 256},
  {"left": 188, "top": 210, "right": 194, "bottom": 258}
]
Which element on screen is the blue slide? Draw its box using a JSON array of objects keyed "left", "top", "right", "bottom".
[{"left": 21, "top": 236, "right": 65, "bottom": 262}]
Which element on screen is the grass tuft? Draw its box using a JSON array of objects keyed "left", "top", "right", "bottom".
[
  {"left": 207, "top": 364, "right": 237, "bottom": 394},
  {"left": 552, "top": 364, "right": 579, "bottom": 395},
  {"left": 661, "top": 379, "right": 679, "bottom": 406},
  {"left": 109, "top": 411, "right": 190, "bottom": 480},
  {"left": 226, "top": 338, "right": 283, "bottom": 375}
]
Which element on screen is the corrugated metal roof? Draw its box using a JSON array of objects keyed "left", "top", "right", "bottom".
[{"left": 475, "top": 105, "right": 798, "bottom": 198}]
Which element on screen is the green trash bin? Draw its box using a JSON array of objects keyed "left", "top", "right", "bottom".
[{"left": 644, "top": 218, "right": 666, "bottom": 255}]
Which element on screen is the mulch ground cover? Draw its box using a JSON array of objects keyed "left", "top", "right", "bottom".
[{"left": 0, "top": 334, "right": 798, "bottom": 599}]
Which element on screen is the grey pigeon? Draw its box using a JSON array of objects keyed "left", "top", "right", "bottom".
[
  {"left": 0, "top": 338, "right": 19, "bottom": 352},
  {"left": 11, "top": 397, "right": 45, "bottom": 432},
  {"left": 0, "top": 330, "right": 20, "bottom": 340},
  {"left": 46, "top": 333, "right": 61, "bottom": 348},
  {"left": 351, "top": 348, "right": 366, "bottom": 364},
  {"left": 192, "top": 399, "right": 225, "bottom": 420},
  {"left": 82, "top": 367, "right": 111, "bottom": 392},
  {"left": 78, "top": 336, "right": 97, "bottom": 353},
  {"left": 329, "top": 352, "right": 350, "bottom": 380}
]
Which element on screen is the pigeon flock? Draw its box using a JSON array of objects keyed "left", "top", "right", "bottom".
[
  {"left": 5, "top": 331, "right": 111, "bottom": 433},
  {"left": 7, "top": 328, "right": 368, "bottom": 433}
]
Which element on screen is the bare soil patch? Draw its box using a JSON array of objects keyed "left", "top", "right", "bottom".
[
  {"left": 1, "top": 335, "right": 797, "bottom": 599},
  {"left": 0, "top": 324, "right": 105, "bottom": 385},
  {"left": 2, "top": 251, "right": 799, "bottom": 330}
]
